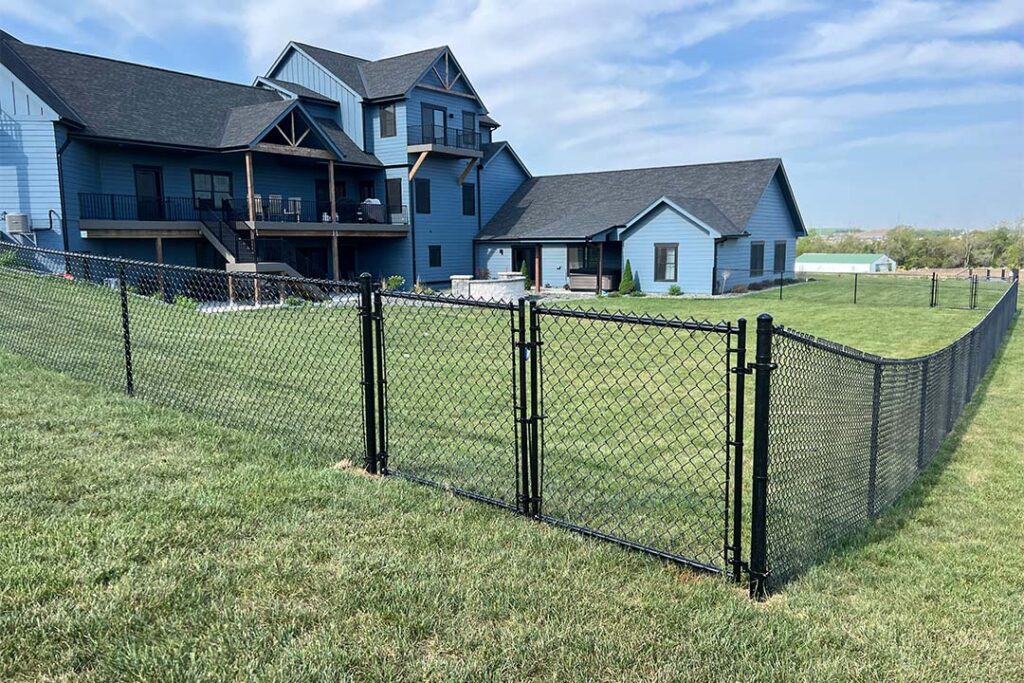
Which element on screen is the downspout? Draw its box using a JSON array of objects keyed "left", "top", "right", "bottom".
[
  {"left": 409, "top": 178, "right": 418, "bottom": 284},
  {"left": 55, "top": 133, "right": 73, "bottom": 254},
  {"left": 473, "top": 164, "right": 482, "bottom": 276}
]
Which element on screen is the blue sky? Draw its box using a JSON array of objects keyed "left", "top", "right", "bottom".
[{"left": 2, "top": 0, "right": 1021, "bottom": 229}]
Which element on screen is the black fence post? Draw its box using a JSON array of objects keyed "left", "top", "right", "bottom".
[
  {"left": 867, "top": 363, "right": 882, "bottom": 518},
  {"left": 930, "top": 272, "right": 937, "bottom": 307},
  {"left": 117, "top": 260, "right": 134, "bottom": 397},
  {"left": 730, "top": 318, "right": 747, "bottom": 583},
  {"left": 516, "top": 298, "right": 532, "bottom": 516},
  {"left": 748, "top": 313, "right": 774, "bottom": 599},
  {"left": 917, "top": 358, "right": 929, "bottom": 470},
  {"left": 359, "top": 273, "right": 378, "bottom": 474},
  {"left": 372, "top": 288, "right": 388, "bottom": 473},
  {"left": 778, "top": 270, "right": 783, "bottom": 301},
  {"left": 946, "top": 344, "right": 957, "bottom": 434},
  {"left": 528, "top": 300, "right": 542, "bottom": 518},
  {"left": 854, "top": 272, "right": 859, "bottom": 304}
]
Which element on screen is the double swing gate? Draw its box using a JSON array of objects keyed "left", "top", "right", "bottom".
[{"left": 363, "top": 281, "right": 748, "bottom": 580}]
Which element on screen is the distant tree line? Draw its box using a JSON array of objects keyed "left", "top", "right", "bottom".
[{"left": 798, "top": 219, "right": 1024, "bottom": 270}]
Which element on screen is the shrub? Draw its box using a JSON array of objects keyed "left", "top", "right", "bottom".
[
  {"left": 606, "top": 291, "right": 622, "bottom": 298},
  {"left": 519, "top": 260, "right": 533, "bottom": 290},
  {"left": 630, "top": 291, "right": 646, "bottom": 297},
  {"left": 0, "top": 250, "right": 29, "bottom": 269},
  {"left": 618, "top": 260, "right": 636, "bottom": 295},
  {"left": 173, "top": 295, "right": 199, "bottom": 310},
  {"left": 412, "top": 278, "right": 435, "bottom": 295},
  {"left": 383, "top": 275, "right": 406, "bottom": 291},
  {"left": 667, "top": 285, "right": 682, "bottom": 296},
  {"left": 731, "top": 284, "right": 749, "bottom": 294},
  {"left": 285, "top": 296, "right": 305, "bottom": 307}
]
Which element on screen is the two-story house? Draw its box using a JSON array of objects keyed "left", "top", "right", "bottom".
[{"left": 1, "top": 30, "right": 804, "bottom": 295}]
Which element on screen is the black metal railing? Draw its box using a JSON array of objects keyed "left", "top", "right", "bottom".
[
  {"left": 79, "top": 193, "right": 203, "bottom": 222},
  {"left": 407, "top": 125, "right": 481, "bottom": 151}
]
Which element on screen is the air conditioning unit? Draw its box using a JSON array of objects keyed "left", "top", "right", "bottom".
[{"left": 5, "top": 213, "right": 30, "bottom": 234}]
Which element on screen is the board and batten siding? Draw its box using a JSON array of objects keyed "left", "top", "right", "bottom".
[
  {"left": 715, "top": 173, "right": 799, "bottom": 292},
  {"left": 480, "top": 146, "right": 528, "bottom": 224},
  {"left": 0, "top": 63, "right": 63, "bottom": 249},
  {"left": 621, "top": 205, "right": 716, "bottom": 294},
  {"left": 270, "top": 49, "right": 364, "bottom": 148}
]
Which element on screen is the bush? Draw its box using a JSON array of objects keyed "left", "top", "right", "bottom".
[
  {"left": 667, "top": 285, "right": 682, "bottom": 296},
  {"left": 606, "top": 291, "right": 621, "bottom": 298},
  {"left": 0, "top": 250, "right": 29, "bottom": 269},
  {"left": 173, "top": 295, "right": 199, "bottom": 311},
  {"left": 412, "top": 278, "right": 435, "bottom": 295},
  {"left": 618, "top": 260, "right": 636, "bottom": 295},
  {"left": 731, "top": 284, "right": 749, "bottom": 294},
  {"left": 383, "top": 275, "right": 406, "bottom": 291},
  {"left": 630, "top": 291, "right": 646, "bottom": 297},
  {"left": 519, "top": 260, "right": 533, "bottom": 290},
  {"left": 285, "top": 296, "right": 305, "bottom": 307}
]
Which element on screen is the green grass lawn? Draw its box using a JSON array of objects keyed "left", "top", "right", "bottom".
[{"left": 1, "top": 313, "right": 1021, "bottom": 680}]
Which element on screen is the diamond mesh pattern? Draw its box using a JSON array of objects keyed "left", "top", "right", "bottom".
[
  {"left": 378, "top": 292, "right": 520, "bottom": 508},
  {"left": 763, "top": 279, "right": 1018, "bottom": 591},
  {"left": 0, "top": 242, "right": 365, "bottom": 464},
  {"left": 534, "top": 306, "right": 736, "bottom": 572}
]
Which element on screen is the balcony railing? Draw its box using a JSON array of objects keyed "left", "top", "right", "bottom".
[
  {"left": 79, "top": 193, "right": 408, "bottom": 226},
  {"left": 407, "top": 125, "right": 481, "bottom": 151}
]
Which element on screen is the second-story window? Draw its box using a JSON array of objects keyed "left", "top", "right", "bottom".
[
  {"left": 192, "top": 170, "right": 232, "bottom": 210},
  {"left": 415, "top": 178, "right": 431, "bottom": 214},
  {"left": 380, "top": 104, "right": 396, "bottom": 138},
  {"left": 462, "top": 183, "right": 476, "bottom": 216}
]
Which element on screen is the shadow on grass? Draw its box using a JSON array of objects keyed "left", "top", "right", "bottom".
[{"left": 788, "top": 312, "right": 1020, "bottom": 581}]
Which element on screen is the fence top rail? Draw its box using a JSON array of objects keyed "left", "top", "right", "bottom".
[
  {"left": 774, "top": 278, "right": 1018, "bottom": 367},
  {"left": 379, "top": 288, "right": 516, "bottom": 311},
  {"left": 0, "top": 241, "right": 361, "bottom": 291},
  {"left": 535, "top": 303, "right": 736, "bottom": 334}
]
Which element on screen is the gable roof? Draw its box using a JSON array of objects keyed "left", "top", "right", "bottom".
[
  {"left": 797, "top": 253, "right": 887, "bottom": 265},
  {"left": 291, "top": 43, "right": 448, "bottom": 100},
  {"left": 481, "top": 141, "right": 531, "bottom": 177},
  {"left": 479, "top": 158, "right": 804, "bottom": 242},
  {"left": 258, "top": 77, "right": 337, "bottom": 104},
  {"left": 4, "top": 38, "right": 285, "bottom": 148}
]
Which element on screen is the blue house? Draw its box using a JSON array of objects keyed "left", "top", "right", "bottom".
[{"left": 0, "top": 30, "right": 804, "bottom": 293}]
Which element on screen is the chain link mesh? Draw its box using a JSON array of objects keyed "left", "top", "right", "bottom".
[
  {"left": 534, "top": 306, "right": 737, "bottom": 572},
  {"left": 0, "top": 242, "right": 366, "bottom": 464},
  {"left": 763, "top": 279, "right": 1018, "bottom": 591}
]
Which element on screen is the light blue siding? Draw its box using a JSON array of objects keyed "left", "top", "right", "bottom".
[
  {"left": 56, "top": 127, "right": 99, "bottom": 251},
  {"left": 407, "top": 86, "right": 484, "bottom": 134},
  {"left": 411, "top": 155, "right": 478, "bottom": 284},
  {"left": 715, "top": 173, "right": 799, "bottom": 291},
  {"left": 418, "top": 55, "right": 476, "bottom": 97},
  {"left": 480, "top": 146, "right": 528, "bottom": 224},
  {"left": 621, "top": 205, "right": 716, "bottom": 294},
  {"left": 475, "top": 243, "right": 511, "bottom": 278},
  {"left": 270, "top": 48, "right": 363, "bottom": 148},
  {"left": 368, "top": 101, "right": 407, "bottom": 165}
]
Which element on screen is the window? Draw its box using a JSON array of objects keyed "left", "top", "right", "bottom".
[
  {"left": 750, "top": 241, "right": 765, "bottom": 278},
  {"left": 414, "top": 178, "right": 431, "bottom": 214},
  {"left": 567, "top": 245, "right": 599, "bottom": 274},
  {"left": 462, "top": 183, "right": 476, "bottom": 216},
  {"left": 380, "top": 104, "right": 396, "bottom": 138},
  {"left": 428, "top": 245, "right": 442, "bottom": 268},
  {"left": 654, "top": 243, "right": 678, "bottom": 282},
  {"left": 191, "top": 170, "right": 232, "bottom": 210},
  {"left": 386, "top": 178, "right": 403, "bottom": 213},
  {"left": 359, "top": 180, "right": 375, "bottom": 201},
  {"left": 462, "top": 111, "right": 476, "bottom": 132},
  {"left": 773, "top": 241, "right": 787, "bottom": 274}
]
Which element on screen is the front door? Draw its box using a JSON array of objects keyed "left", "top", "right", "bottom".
[
  {"left": 422, "top": 104, "right": 447, "bottom": 144},
  {"left": 134, "top": 166, "right": 164, "bottom": 220}
]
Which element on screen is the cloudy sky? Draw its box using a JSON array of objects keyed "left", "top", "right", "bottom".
[{"left": 2, "top": 0, "right": 1022, "bottom": 228}]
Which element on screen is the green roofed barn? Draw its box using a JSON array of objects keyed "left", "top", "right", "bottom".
[{"left": 796, "top": 252, "right": 897, "bottom": 274}]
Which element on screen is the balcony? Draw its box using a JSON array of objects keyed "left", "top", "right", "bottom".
[
  {"left": 79, "top": 193, "right": 409, "bottom": 237},
  {"left": 407, "top": 125, "right": 483, "bottom": 158}
]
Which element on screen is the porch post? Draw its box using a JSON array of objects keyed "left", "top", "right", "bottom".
[
  {"left": 245, "top": 151, "right": 256, "bottom": 237},
  {"left": 534, "top": 244, "right": 541, "bottom": 294},
  {"left": 596, "top": 241, "right": 604, "bottom": 294},
  {"left": 328, "top": 161, "right": 338, "bottom": 223},
  {"left": 332, "top": 233, "right": 341, "bottom": 283},
  {"left": 155, "top": 237, "right": 165, "bottom": 301}
]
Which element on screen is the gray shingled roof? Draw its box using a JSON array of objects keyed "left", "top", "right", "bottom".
[
  {"left": 263, "top": 78, "right": 337, "bottom": 104},
  {"left": 219, "top": 100, "right": 294, "bottom": 148},
  {"left": 7, "top": 40, "right": 283, "bottom": 148},
  {"left": 293, "top": 43, "right": 447, "bottom": 100},
  {"left": 478, "top": 158, "right": 792, "bottom": 241},
  {"left": 315, "top": 118, "right": 382, "bottom": 167}
]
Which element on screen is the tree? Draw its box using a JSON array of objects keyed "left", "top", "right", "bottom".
[{"left": 618, "top": 259, "right": 635, "bottom": 294}]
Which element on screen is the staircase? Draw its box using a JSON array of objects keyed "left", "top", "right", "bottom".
[{"left": 198, "top": 210, "right": 325, "bottom": 300}]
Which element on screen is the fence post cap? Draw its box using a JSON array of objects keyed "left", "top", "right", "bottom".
[{"left": 757, "top": 312, "right": 773, "bottom": 322}]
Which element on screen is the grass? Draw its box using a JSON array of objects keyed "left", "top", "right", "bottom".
[{"left": 1, "top": 312, "right": 1021, "bottom": 680}]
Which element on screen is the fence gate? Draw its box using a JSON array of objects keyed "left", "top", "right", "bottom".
[{"left": 530, "top": 305, "right": 746, "bottom": 577}]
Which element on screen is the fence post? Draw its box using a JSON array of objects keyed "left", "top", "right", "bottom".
[
  {"left": 854, "top": 272, "right": 859, "bottom": 304},
  {"left": 528, "top": 300, "right": 542, "bottom": 518},
  {"left": 730, "top": 318, "right": 747, "bottom": 583},
  {"left": 930, "top": 272, "right": 937, "bottom": 307},
  {"left": 372, "top": 288, "right": 388, "bottom": 473},
  {"left": 516, "top": 298, "right": 532, "bottom": 515},
  {"left": 917, "top": 358, "right": 929, "bottom": 470},
  {"left": 867, "top": 363, "right": 882, "bottom": 518},
  {"left": 778, "top": 270, "right": 783, "bottom": 301},
  {"left": 117, "top": 260, "right": 134, "bottom": 397},
  {"left": 358, "top": 273, "right": 378, "bottom": 474},
  {"left": 748, "top": 313, "right": 774, "bottom": 599},
  {"left": 946, "top": 344, "right": 957, "bottom": 434}
]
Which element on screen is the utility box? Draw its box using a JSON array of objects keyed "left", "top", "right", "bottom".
[{"left": 5, "top": 213, "right": 30, "bottom": 234}]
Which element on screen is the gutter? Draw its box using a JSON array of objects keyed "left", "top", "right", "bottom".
[{"left": 55, "top": 133, "right": 73, "bottom": 253}]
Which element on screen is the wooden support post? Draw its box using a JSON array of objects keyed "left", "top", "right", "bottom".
[
  {"left": 534, "top": 244, "right": 541, "bottom": 294},
  {"left": 245, "top": 151, "right": 256, "bottom": 240},
  {"left": 457, "top": 158, "right": 476, "bottom": 185},
  {"left": 227, "top": 274, "right": 235, "bottom": 305},
  {"left": 408, "top": 151, "right": 429, "bottom": 181},
  {"left": 332, "top": 233, "right": 340, "bottom": 282},
  {"left": 155, "top": 237, "right": 165, "bottom": 300},
  {"left": 596, "top": 242, "right": 604, "bottom": 294},
  {"left": 328, "top": 161, "right": 337, "bottom": 223}
]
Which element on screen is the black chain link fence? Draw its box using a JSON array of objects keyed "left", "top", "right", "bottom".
[{"left": 749, "top": 278, "right": 1018, "bottom": 596}]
